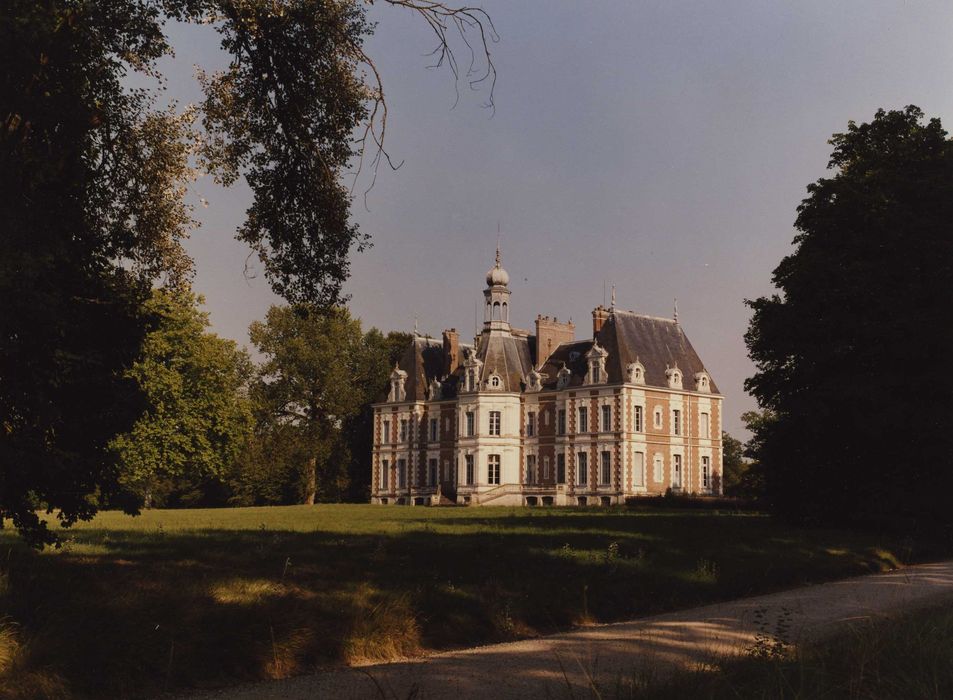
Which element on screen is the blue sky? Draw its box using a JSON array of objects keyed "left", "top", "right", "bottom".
[{"left": 158, "top": 1, "right": 953, "bottom": 436}]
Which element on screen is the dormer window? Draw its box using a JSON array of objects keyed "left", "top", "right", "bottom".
[
  {"left": 526, "top": 368, "right": 545, "bottom": 393},
  {"left": 626, "top": 359, "right": 646, "bottom": 385},
  {"left": 584, "top": 342, "right": 608, "bottom": 385},
  {"left": 694, "top": 371, "right": 711, "bottom": 393},
  {"left": 556, "top": 365, "right": 572, "bottom": 390},
  {"left": 665, "top": 365, "right": 683, "bottom": 390},
  {"left": 388, "top": 364, "right": 408, "bottom": 402},
  {"left": 487, "top": 372, "right": 503, "bottom": 391},
  {"left": 463, "top": 356, "right": 483, "bottom": 392}
]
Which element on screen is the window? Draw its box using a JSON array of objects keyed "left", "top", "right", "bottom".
[
  {"left": 488, "top": 454, "right": 501, "bottom": 485},
  {"left": 702, "top": 456, "right": 711, "bottom": 490},
  {"left": 381, "top": 459, "right": 389, "bottom": 489},
  {"left": 429, "top": 418, "right": 438, "bottom": 442},
  {"left": 489, "top": 411, "right": 501, "bottom": 436},
  {"left": 600, "top": 451, "right": 611, "bottom": 486},
  {"left": 557, "top": 409, "right": 566, "bottom": 435},
  {"left": 526, "top": 455, "right": 537, "bottom": 484},
  {"left": 634, "top": 405, "right": 643, "bottom": 432},
  {"left": 465, "top": 454, "right": 474, "bottom": 485},
  {"left": 578, "top": 406, "right": 588, "bottom": 433},
  {"left": 653, "top": 454, "right": 663, "bottom": 483},
  {"left": 556, "top": 453, "right": 566, "bottom": 484},
  {"left": 465, "top": 411, "right": 475, "bottom": 437},
  {"left": 543, "top": 456, "right": 550, "bottom": 481},
  {"left": 576, "top": 452, "right": 588, "bottom": 486},
  {"left": 382, "top": 421, "right": 391, "bottom": 443},
  {"left": 701, "top": 412, "right": 710, "bottom": 439},
  {"left": 634, "top": 452, "right": 645, "bottom": 486},
  {"left": 673, "top": 409, "right": 681, "bottom": 436},
  {"left": 673, "top": 454, "right": 683, "bottom": 488},
  {"left": 428, "top": 458, "right": 438, "bottom": 486},
  {"left": 400, "top": 419, "right": 409, "bottom": 442},
  {"left": 527, "top": 411, "right": 536, "bottom": 437},
  {"left": 601, "top": 405, "right": 612, "bottom": 432},
  {"left": 397, "top": 459, "right": 407, "bottom": 488},
  {"left": 491, "top": 375, "right": 501, "bottom": 388},
  {"left": 653, "top": 407, "right": 662, "bottom": 430}
]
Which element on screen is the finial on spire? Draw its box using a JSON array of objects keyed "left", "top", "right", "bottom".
[
  {"left": 674, "top": 298, "right": 678, "bottom": 323},
  {"left": 414, "top": 314, "right": 419, "bottom": 336},
  {"left": 610, "top": 285, "right": 616, "bottom": 311}
]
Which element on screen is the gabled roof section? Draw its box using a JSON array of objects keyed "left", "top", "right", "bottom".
[
  {"left": 476, "top": 332, "right": 534, "bottom": 392},
  {"left": 537, "top": 312, "right": 719, "bottom": 393}
]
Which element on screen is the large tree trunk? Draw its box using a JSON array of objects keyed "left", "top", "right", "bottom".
[{"left": 304, "top": 455, "right": 316, "bottom": 505}]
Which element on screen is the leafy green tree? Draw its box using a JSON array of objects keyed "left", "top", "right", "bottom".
[
  {"left": 745, "top": 106, "right": 953, "bottom": 530},
  {"left": 721, "top": 431, "right": 747, "bottom": 497},
  {"left": 110, "top": 289, "right": 254, "bottom": 507},
  {"left": 248, "top": 306, "right": 369, "bottom": 504},
  {"left": 2, "top": 0, "right": 494, "bottom": 543}
]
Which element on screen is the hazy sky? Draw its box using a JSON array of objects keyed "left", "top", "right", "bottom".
[{"left": 158, "top": 1, "right": 953, "bottom": 437}]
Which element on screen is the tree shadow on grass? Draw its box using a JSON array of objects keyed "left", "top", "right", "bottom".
[{"left": 0, "top": 511, "right": 942, "bottom": 699}]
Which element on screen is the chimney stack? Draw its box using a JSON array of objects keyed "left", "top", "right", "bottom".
[
  {"left": 535, "top": 315, "right": 575, "bottom": 367},
  {"left": 442, "top": 328, "right": 460, "bottom": 375},
  {"left": 592, "top": 305, "right": 610, "bottom": 336}
]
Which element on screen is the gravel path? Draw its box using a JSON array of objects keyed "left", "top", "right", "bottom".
[{"left": 185, "top": 560, "right": 953, "bottom": 699}]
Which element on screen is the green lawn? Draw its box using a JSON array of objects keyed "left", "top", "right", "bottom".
[{"left": 0, "top": 504, "right": 943, "bottom": 699}]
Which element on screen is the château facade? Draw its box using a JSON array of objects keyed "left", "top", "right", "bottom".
[{"left": 371, "top": 250, "right": 723, "bottom": 506}]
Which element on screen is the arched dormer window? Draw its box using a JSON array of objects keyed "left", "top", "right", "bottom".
[
  {"left": 556, "top": 364, "right": 572, "bottom": 390},
  {"left": 487, "top": 371, "right": 503, "bottom": 391},
  {"left": 694, "top": 371, "right": 711, "bottom": 393},
  {"left": 626, "top": 359, "right": 646, "bottom": 385},
  {"left": 388, "top": 364, "right": 408, "bottom": 402},
  {"left": 463, "top": 355, "right": 483, "bottom": 393},
  {"left": 665, "top": 365, "right": 683, "bottom": 390},
  {"left": 584, "top": 342, "right": 608, "bottom": 385},
  {"left": 525, "top": 368, "right": 546, "bottom": 393}
]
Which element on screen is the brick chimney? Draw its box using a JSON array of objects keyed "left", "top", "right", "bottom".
[
  {"left": 592, "top": 305, "right": 610, "bottom": 337},
  {"left": 442, "top": 328, "right": 460, "bottom": 375},
  {"left": 535, "top": 315, "right": 575, "bottom": 367}
]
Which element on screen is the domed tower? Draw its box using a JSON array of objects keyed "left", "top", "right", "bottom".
[{"left": 483, "top": 244, "right": 511, "bottom": 333}]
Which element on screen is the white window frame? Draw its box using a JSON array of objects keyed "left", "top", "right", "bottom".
[
  {"left": 526, "top": 455, "right": 537, "bottom": 484},
  {"left": 578, "top": 406, "right": 588, "bottom": 434},
  {"left": 465, "top": 411, "right": 475, "bottom": 437},
  {"left": 600, "top": 451, "right": 611, "bottom": 486},
  {"left": 701, "top": 412, "right": 710, "bottom": 439},
  {"left": 702, "top": 456, "right": 711, "bottom": 490},
  {"left": 601, "top": 405, "right": 612, "bottom": 433},
  {"left": 653, "top": 454, "right": 663, "bottom": 483},
  {"left": 577, "top": 452, "right": 588, "bottom": 486},
  {"left": 672, "top": 409, "right": 681, "bottom": 436},
  {"left": 429, "top": 418, "right": 438, "bottom": 442},
  {"left": 382, "top": 421, "right": 391, "bottom": 444},
  {"left": 633, "top": 451, "right": 645, "bottom": 487},
  {"left": 465, "top": 454, "right": 474, "bottom": 485},
  {"left": 634, "top": 405, "right": 643, "bottom": 433},
  {"left": 527, "top": 411, "right": 536, "bottom": 437},
  {"left": 489, "top": 410, "right": 501, "bottom": 436},
  {"left": 488, "top": 454, "right": 501, "bottom": 485},
  {"left": 381, "top": 459, "right": 389, "bottom": 489}
]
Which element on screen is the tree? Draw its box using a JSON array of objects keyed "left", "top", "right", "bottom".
[
  {"left": 109, "top": 289, "right": 254, "bottom": 508},
  {"left": 721, "top": 431, "right": 747, "bottom": 496},
  {"left": 248, "top": 306, "right": 369, "bottom": 504},
  {"left": 2, "top": 0, "right": 495, "bottom": 543},
  {"left": 745, "top": 106, "right": 953, "bottom": 530}
]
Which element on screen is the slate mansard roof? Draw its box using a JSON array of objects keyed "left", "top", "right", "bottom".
[
  {"left": 538, "top": 310, "right": 719, "bottom": 394},
  {"left": 387, "top": 308, "right": 717, "bottom": 402}
]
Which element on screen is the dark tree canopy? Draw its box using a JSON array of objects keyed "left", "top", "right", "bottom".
[
  {"left": 745, "top": 106, "right": 953, "bottom": 531},
  {"left": 1, "top": 0, "right": 495, "bottom": 544}
]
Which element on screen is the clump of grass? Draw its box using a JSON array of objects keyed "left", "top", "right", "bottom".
[{"left": 625, "top": 601, "right": 953, "bottom": 699}]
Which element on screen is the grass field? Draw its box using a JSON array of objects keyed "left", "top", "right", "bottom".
[{"left": 0, "top": 504, "right": 944, "bottom": 699}]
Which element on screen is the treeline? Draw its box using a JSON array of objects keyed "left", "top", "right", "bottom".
[{"left": 107, "top": 289, "right": 409, "bottom": 510}]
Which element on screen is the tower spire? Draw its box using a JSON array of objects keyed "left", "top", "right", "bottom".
[
  {"left": 674, "top": 298, "right": 678, "bottom": 324},
  {"left": 610, "top": 285, "right": 616, "bottom": 311}
]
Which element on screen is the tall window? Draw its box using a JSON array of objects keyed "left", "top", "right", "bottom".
[
  {"left": 489, "top": 411, "right": 501, "bottom": 436},
  {"left": 702, "top": 456, "right": 711, "bottom": 490},
  {"left": 601, "top": 405, "right": 612, "bottom": 432},
  {"left": 576, "top": 452, "right": 588, "bottom": 486},
  {"left": 557, "top": 409, "right": 566, "bottom": 435},
  {"left": 672, "top": 409, "right": 681, "bottom": 436},
  {"left": 527, "top": 411, "right": 536, "bottom": 437},
  {"left": 600, "top": 451, "right": 611, "bottom": 486},
  {"left": 382, "top": 421, "right": 391, "bottom": 443},
  {"left": 429, "top": 418, "right": 438, "bottom": 442},
  {"left": 381, "top": 459, "right": 389, "bottom": 489},
  {"left": 400, "top": 419, "right": 409, "bottom": 443},
  {"left": 673, "top": 454, "right": 682, "bottom": 488},
  {"left": 526, "top": 455, "right": 537, "bottom": 484},
  {"left": 634, "top": 405, "right": 643, "bottom": 432},
  {"left": 556, "top": 453, "right": 566, "bottom": 484},
  {"left": 653, "top": 454, "right": 663, "bottom": 483},
  {"left": 633, "top": 452, "right": 645, "bottom": 486},
  {"left": 701, "top": 412, "right": 710, "bottom": 439},
  {"left": 397, "top": 459, "right": 407, "bottom": 488},
  {"left": 488, "top": 454, "right": 501, "bottom": 485},
  {"left": 465, "top": 411, "right": 475, "bottom": 437},
  {"left": 465, "top": 454, "right": 474, "bottom": 485},
  {"left": 543, "top": 456, "right": 550, "bottom": 481},
  {"left": 578, "top": 406, "right": 588, "bottom": 433},
  {"left": 428, "top": 458, "right": 438, "bottom": 486}
]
